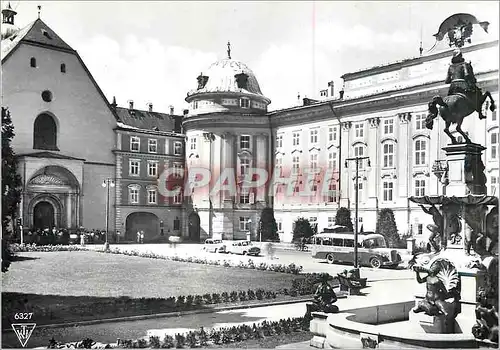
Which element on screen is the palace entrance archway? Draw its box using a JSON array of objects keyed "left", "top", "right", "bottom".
[
  {"left": 33, "top": 201, "right": 55, "bottom": 230},
  {"left": 125, "top": 212, "right": 159, "bottom": 242}
]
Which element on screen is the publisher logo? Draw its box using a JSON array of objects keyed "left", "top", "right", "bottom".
[{"left": 12, "top": 323, "right": 36, "bottom": 347}]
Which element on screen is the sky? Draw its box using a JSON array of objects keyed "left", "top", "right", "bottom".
[{"left": 5, "top": 1, "right": 500, "bottom": 113}]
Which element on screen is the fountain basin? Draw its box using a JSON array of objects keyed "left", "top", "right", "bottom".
[{"left": 311, "top": 301, "right": 481, "bottom": 349}]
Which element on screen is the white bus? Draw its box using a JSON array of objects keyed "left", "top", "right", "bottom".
[{"left": 310, "top": 232, "right": 402, "bottom": 268}]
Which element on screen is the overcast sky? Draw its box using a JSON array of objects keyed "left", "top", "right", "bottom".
[{"left": 7, "top": 1, "right": 499, "bottom": 113}]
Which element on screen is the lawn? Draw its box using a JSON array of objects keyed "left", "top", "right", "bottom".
[
  {"left": 2, "top": 251, "right": 307, "bottom": 326},
  {"left": 2, "top": 251, "right": 299, "bottom": 298}
]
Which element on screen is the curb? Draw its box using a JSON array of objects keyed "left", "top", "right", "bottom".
[{"left": 3, "top": 298, "right": 312, "bottom": 331}]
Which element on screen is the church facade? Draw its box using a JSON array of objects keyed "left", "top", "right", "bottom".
[{"left": 3, "top": 5, "right": 498, "bottom": 244}]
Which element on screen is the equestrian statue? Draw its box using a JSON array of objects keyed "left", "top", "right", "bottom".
[{"left": 425, "top": 14, "right": 496, "bottom": 145}]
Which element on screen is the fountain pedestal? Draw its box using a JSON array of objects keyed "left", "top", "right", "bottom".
[{"left": 442, "top": 143, "right": 486, "bottom": 196}]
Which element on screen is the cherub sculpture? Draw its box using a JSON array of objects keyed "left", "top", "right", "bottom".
[{"left": 305, "top": 273, "right": 339, "bottom": 321}]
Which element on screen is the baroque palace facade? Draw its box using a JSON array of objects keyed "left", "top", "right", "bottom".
[{"left": 2, "top": 5, "right": 498, "bottom": 243}]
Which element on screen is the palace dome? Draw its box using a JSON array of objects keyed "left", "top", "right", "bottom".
[{"left": 188, "top": 58, "right": 266, "bottom": 98}]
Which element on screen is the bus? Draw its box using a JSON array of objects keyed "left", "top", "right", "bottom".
[{"left": 310, "top": 232, "right": 402, "bottom": 268}]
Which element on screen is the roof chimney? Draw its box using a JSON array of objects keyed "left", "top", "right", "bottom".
[
  {"left": 147, "top": 102, "right": 153, "bottom": 112},
  {"left": 169, "top": 105, "right": 174, "bottom": 115},
  {"left": 328, "top": 81, "right": 334, "bottom": 98},
  {"left": 183, "top": 109, "right": 189, "bottom": 116},
  {"left": 111, "top": 96, "right": 117, "bottom": 110},
  {"left": 128, "top": 100, "right": 134, "bottom": 110}
]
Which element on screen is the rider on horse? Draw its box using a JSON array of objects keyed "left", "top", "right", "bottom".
[{"left": 445, "top": 49, "right": 480, "bottom": 104}]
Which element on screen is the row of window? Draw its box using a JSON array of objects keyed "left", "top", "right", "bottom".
[
  {"left": 189, "top": 135, "right": 251, "bottom": 151},
  {"left": 192, "top": 98, "right": 251, "bottom": 110},
  {"left": 128, "top": 159, "right": 183, "bottom": 177},
  {"left": 128, "top": 185, "right": 183, "bottom": 204},
  {"left": 129, "top": 136, "right": 183, "bottom": 155},
  {"left": 30, "top": 57, "right": 66, "bottom": 73}
]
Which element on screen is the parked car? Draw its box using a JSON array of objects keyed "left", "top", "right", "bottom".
[
  {"left": 202, "top": 239, "right": 226, "bottom": 253},
  {"left": 228, "top": 241, "right": 261, "bottom": 256}
]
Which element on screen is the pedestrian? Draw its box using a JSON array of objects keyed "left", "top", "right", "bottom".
[
  {"left": 140, "top": 231, "right": 144, "bottom": 244},
  {"left": 137, "top": 231, "right": 141, "bottom": 243},
  {"left": 80, "top": 234, "right": 85, "bottom": 247}
]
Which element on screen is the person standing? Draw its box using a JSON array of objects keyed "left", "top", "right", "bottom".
[
  {"left": 80, "top": 234, "right": 85, "bottom": 247},
  {"left": 140, "top": 231, "right": 144, "bottom": 244},
  {"left": 137, "top": 231, "right": 141, "bottom": 243}
]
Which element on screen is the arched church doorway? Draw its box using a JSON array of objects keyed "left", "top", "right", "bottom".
[
  {"left": 188, "top": 212, "right": 201, "bottom": 242},
  {"left": 125, "top": 212, "right": 159, "bottom": 242},
  {"left": 34, "top": 201, "right": 55, "bottom": 230}
]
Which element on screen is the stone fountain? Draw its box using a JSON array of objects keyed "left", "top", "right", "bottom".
[{"left": 307, "top": 14, "right": 498, "bottom": 349}]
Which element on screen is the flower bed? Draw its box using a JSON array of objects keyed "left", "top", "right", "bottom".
[
  {"left": 10, "top": 243, "right": 88, "bottom": 253},
  {"left": 47, "top": 317, "right": 311, "bottom": 349},
  {"left": 100, "top": 248, "right": 304, "bottom": 275}
]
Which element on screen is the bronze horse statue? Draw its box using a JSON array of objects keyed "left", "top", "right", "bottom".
[{"left": 426, "top": 50, "right": 496, "bottom": 144}]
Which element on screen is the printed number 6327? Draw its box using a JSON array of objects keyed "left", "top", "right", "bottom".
[{"left": 14, "top": 313, "right": 33, "bottom": 320}]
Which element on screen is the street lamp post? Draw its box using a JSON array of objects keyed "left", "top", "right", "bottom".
[
  {"left": 102, "top": 178, "right": 115, "bottom": 248},
  {"left": 345, "top": 156, "right": 370, "bottom": 273}
]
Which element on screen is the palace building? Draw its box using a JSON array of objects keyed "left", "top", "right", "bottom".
[{"left": 3, "top": 4, "right": 498, "bottom": 244}]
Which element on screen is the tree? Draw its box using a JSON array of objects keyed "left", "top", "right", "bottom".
[
  {"left": 2, "top": 107, "right": 22, "bottom": 272},
  {"left": 375, "top": 208, "right": 399, "bottom": 248},
  {"left": 258, "top": 207, "right": 280, "bottom": 242},
  {"left": 335, "top": 207, "right": 353, "bottom": 232},
  {"left": 292, "top": 217, "right": 314, "bottom": 241}
]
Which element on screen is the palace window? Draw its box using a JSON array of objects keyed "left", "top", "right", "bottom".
[
  {"left": 129, "top": 185, "right": 140, "bottom": 204},
  {"left": 30, "top": 57, "right": 37, "bottom": 68},
  {"left": 239, "top": 217, "right": 250, "bottom": 231},
  {"left": 240, "top": 135, "right": 251, "bottom": 149},
  {"left": 491, "top": 132, "right": 498, "bottom": 160},
  {"left": 174, "top": 217, "right": 180, "bottom": 230},
  {"left": 415, "top": 179, "right": 426, "bottom": 197},
  {"left": 328, "top": 151, "right": 337, "bottom": 170},
  {"left": 190, "top": 137, "right": 197, "bottom": 151},
  {"left": 277, "top": 221, "right": 283, "bottom": 232},
  {"left": 310, "top": 154, "right": 318, "bottom": 171},
  {"left": 355, "top": 182, "right": 363, "bottom": 200},
  {"left": 354, "top": 145, "right": 365, "bottom": 169},
  {"left": 328, "top": 126, "right": 337, "bottom": 142},
  {"left": 310, "top": 129, "right": 318, "bottom": 144},
  {"left": 129, "top": 159, "right": 140, "bottom": 176},
  {"left": 383, "top": 143, "right": 394, "bottom": 168},
  {"left": 328, "top": 217, "right": 335, "bottom": 227},
  {"left": 130, "top": 136, "right": 140, "bottom": 152},
  {"left": 383, "top": 181, "right": 394, "bottom": 201},
  {"left": 147, "top": 161, "right": 158, "bottom": 177},
  {"left": 240, "top": 157, "right": 250, "bottom": 176},
  {"left": 491, "top": 176, "right": 498, "bottom": 195},
  {"left": 414, "top": 113, "right": 425, "bottom": 130},
  {"left": 148, "top": 188, "right": 157, "bottom": 204},
  {"left": 240, "top": 189, "right": 250, "bottom": 204},
  {"left": 418, "top": 224, "right": 423, "bottom": 235},
  {"left": 293, "top": 181, "right": 300, "bottom": 194},
  {"left": 292, "top": 156, "right": 300, "bottom": 174},
  {"left": 60, "top": 63, "right": 66, "bottom": 73},
  {"left": 148, "top": 139, "right": 158, "bottom": 153},
  {"left": 383, "top": 118, "right": 394, "bottom": 134},
  {"left": 240, "top": 98, "right": 250, "bottom": 108},
  {"left": 276, "top": 134, "right": 283, "bottom": 148},
  {"left": 414, "top": 139, "right": 427, "bottom": 166},
  {"left": 173, "top": 163, "right": 184, "bottom": 178},
  {"left": 493, "top": 109, "right": 497, "bottom": 122},
  {"left": 275, "top": 157, "right": 283, "bottom": 175},
  {"left": 33, "top": 113, "right": 58, "bottom": 150},
  {"left": 328, "top": 182, "right": 337, "bottom": 203},
  {"left": 292, "top": 132, "right": 300, "bottom": 146},
  {"left": 354, "top": 123, "right": 364, "bottom": 138},
  {"left": 174, "top": 141, "right": 182, "bottom": 155},
  {"left": 173, "top": 187, "right": 183, "bottom": 204}
]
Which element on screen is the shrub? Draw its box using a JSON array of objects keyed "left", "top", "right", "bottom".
[
  {"left": 247, "top": 289, "right": 256, "bottom": 300},
  {"left": 229, "top": 291, "right": 238, "bottom": 302},
  {"left": 335, "top": 207, "right": 354, "bottom": 232},
  {"left": 175, "top": 296, "right": 185, "bottom": 309},
  {"left": 292, "top": 217, "right": 314, "bottom": 241},
  {"left": 174, "top": 333, "right": 185, "bottom": 349},
  {"left": 255, "top": 288, "right": 264, "bottom": 300},
  {"left": 185, "top": 295, "right": 194, "bottom": 307},
  {"left": 221, "top": 292, "right": 230, "bottom": 303},
  {"left": 376, "top": 208, "right": 399, "bottom": 248},
  {"left": 211, "top": 293, "right": 221, "bottom": 304},
  {"left": 210, "top": 329, "right": 221, "bottom": 345},
  {"left": 203, "top": 293, "right": 212, "bottom": 304},
  {"left": 186, "top": 331, "right": 197, "bottom": 348},
  {"left": 193, "top": 295, "right": 203, "bottom": 306},
  {"left": 162, "top": 335, "right": 174, "bottom": 348},
  {"left": 238, "top": 290, "right": 247, "bottom": 301},
  {"left": 149, "top": 336, "right": 161, "bottom": 349},
  {"left": 199, "top": 328, "right": 208, "bottom": 346}
]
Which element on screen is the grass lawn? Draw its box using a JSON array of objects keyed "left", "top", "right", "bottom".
[
  {"left": 2, "top": 251, "right": 300, "bottom": 298},
  {"left": 2, "top": 251, "right": 307, "bottom": 326}
]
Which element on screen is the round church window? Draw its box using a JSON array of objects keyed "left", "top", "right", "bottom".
[{"left": 41, "top": 90, "right": 53, "bottom": 102}]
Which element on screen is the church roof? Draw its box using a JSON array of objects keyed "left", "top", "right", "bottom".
[
  {"left": 1, "top": 18, "right": 74, "bottom": 62},
  {"left": 114, "top": 107, "right": 183, "bottom": 134},
  {"left": 16, "top": 151, "right": 86, "bottom": 161}
]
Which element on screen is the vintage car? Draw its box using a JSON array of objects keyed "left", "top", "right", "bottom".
[
  {"left": 202, "top": 239, "right": 227, "bottom": 253},
  {"left": 228, "top": 240, "right": 261, "bottom": 256}
]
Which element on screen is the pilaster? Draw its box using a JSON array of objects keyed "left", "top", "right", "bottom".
[
  {"left": 339, "top": 121, "right": 352, "bottom": 208},
  {"left": 367, "top": 117, "right": 380, "bottom": 202},
  {"left": 255, "top": 133, "right": 268, "bottom": 205},
  {"left": 398, "top": 112, "right": 411, "bottom": 198}
]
